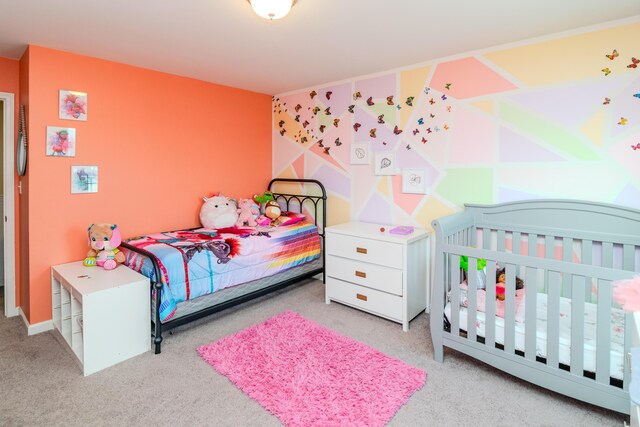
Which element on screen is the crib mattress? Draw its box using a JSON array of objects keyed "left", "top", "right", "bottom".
[
  {"left": 123, "top": 221, "right": 321, "bottom": 322},
  {"left": 444, "top": 292, "right": 626, "bottom": 379}
]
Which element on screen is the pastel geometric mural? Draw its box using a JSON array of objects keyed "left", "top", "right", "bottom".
[{"left": 273, "top": 19, "right": 640, "bottom": 228}]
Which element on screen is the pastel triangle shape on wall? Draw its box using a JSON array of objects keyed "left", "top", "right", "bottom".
[
  {"left": 376, "top": 176, "right": 391, "bottom": 197},
  {"left": 498, "top": 127, "right": 565, "bottom": 162},
  {"left": 308, "top": 141, "right": 348, "bottom": 173},
  {"left": 273, "top": 134, "right": 305, "bottom": 177},
  {"left": 391, "top": 176, "right": 424, "bottom": 215},
  {"left": 415, "top": 196, "right": 455, "bottom": 232},
  {"left": 292, "top": 154, "right": 305, "bottom": 179},
  {"left": 580, "top": 109, "right": 606, "bottom": 147},
  {"left": 471, "top": 100, "right": 495, "bottom": 115},
  {"left": 400, "top": 65, "right": 432, "bottom": 128}
]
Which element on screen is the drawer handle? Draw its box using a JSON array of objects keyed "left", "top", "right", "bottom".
[
  {"left": 356, "top": 293, "right": 368, "bottom": 301},
  {"left": 355, "top": 271, "right": 367, "bottom": 278},
  {"left": 356, "top": 247, "right": 368, "bottom": 254}
]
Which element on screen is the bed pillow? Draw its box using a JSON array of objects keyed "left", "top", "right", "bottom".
[{"left": 276, "top": 211, "right": 307, "bottom": 226}]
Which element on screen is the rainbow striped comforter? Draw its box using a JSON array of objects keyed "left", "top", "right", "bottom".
[{"left": 123, "top": 221, "right": 321, "bottom": 322}]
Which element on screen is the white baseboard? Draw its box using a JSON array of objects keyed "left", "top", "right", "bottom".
[{"left": 19, "top": 307, "right": 54, "bottom": 335}]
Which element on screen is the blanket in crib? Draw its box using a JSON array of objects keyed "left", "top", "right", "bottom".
[{"left": 123, "top": 221, "right": 321, "bottom": 322}]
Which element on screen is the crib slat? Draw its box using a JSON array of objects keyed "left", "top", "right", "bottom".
[
  {"left": 582, "top": 240, "right": 593, "bottom": 265},
  {"left": 467, "top": 257, "right": 478, "bottom": 343},
  {"left": 562, "top": 238, "right": 573, "bottom": 299},
  {"left": 485, "top": 260, "right": 497, "bottom": 349},
  {"left": 624, "top": 312, "right": 632, "bottom": 391},
  {"left": 451, "top": 255, "right": 460, "bottom": 339},
  {"left": 525, "top": 266, "right": 537, "bottom": 361},
  {"left": 602, "top": 242, "right": 613, "bottom": 268},
  {"left": 497, "top": 230, "right": 506, "bottom": 252},
  {"left": 529, "top": 233, "right": 538, "bottom": 258},
  {"left": 570, "top": 275, "right": 585, "bottom": 376},
  {"left": 545, "top": 236, "right": 555, "bottom": 259},
  {"left": 547, "top": 271, "right": 561, "bottom": 369},
  {"left": 623, "top": 244, "right": 635, "bottom": 271},
  {"left": 513, "top": 232, "right": 521, "bottom": 255},
  {"left": 504, "top": 264, "right": 516, "bottom": 354},
  {"left": 483, "top": 228, "right": 491, "bottom": 250},
  {"left": 595, "top": 279, "right": 611, "bottom": 385}
]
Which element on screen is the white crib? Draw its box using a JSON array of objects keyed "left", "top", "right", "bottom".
[{"left": 430, "top": 199, "right": 640, "bottom": 414}]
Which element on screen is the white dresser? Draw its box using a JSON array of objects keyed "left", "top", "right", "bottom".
[
  {"left": 51, "top": 261, "right": 150, "bottom": 376},
  {"left": 325, "top": 222, "right": 430, "bottom": 331}
]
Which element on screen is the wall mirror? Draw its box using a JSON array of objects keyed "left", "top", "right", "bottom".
[{"left": 17, "top": 105, "right": 27, "bottom": 176}]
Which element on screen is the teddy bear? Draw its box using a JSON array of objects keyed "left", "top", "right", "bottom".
[
  {"left": 83, "top": 223, "right": 125, "bottom": 270},
  {"left": 200, "top": 195, "right": 239, "bottom": 229},
  {"left": 236, "top": 198, "right": 259, "bottom": 227}
]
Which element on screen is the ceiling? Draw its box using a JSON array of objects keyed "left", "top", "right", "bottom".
[{"left": 0, "top": 1, "right": 639, "bottom": 95}]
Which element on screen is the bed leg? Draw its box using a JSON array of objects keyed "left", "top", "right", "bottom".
[{"left": 154, "top": 336, "right": 162, "bottom": 354}]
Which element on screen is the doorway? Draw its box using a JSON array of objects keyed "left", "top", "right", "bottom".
[{"left": 1, "top": 92, "right": 17, "bottom": 317}]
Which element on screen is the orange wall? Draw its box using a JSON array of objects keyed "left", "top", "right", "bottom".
[
  {"left": 0, "top": 56, "right": 21, "bottom": 310},
  {"left": 24, "top": 46, "right": 272, "bottom": 324}
]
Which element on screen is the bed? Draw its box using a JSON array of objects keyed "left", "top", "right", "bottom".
[
  {"left": 121, "top": 178, "right": 327, "bottom": 354},
  {"left": 430, "top": 199, "right": 640, "bottom": 414}
]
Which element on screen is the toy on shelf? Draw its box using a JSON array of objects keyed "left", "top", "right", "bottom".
[{"left": 83, "top": 224, "right": 125, "bottom": 270}]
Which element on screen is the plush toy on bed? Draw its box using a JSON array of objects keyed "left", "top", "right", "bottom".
[
  {"left": 236, "top": 198, "right": 259, "bottom": 227},
  {"left": 200, "top": 195, "right": 238, "bottom": 229},
  {"left": 83, "top": 223, "right": 125, "bottom": 270},
  {"left": 495, "top": 268, "right": 525, "bottom": 301}
]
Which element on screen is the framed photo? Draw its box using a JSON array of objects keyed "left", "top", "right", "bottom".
[
  {"left": 46, "top": 126, "right": 76, "bottom": 157},
  {"left": 374, "top": 151, "right": 396, "bottom": 175},
  {"left": 350, "top": 143, "right": 370, "bottom": 165},
  {"left": 59, "top": 90, "right": 87, "bottom": 121},
  {"left": 71, "top": 165, "right": 98, "bottom": 194},
  {"left": 402, "top": 168, "right": 427, "bottom": 194}
]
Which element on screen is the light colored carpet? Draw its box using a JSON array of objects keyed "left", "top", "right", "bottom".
[{"left": 0, "top": 280, "right": 627, "bottom": 426}]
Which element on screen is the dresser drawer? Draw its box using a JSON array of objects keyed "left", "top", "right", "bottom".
[
  {"left": 326, "top": 255, "right": 403, "bottom": 296},
  {"left": 326, "top": 277, "right": 402, "bottom": 321},
  {"left": 326, "top": 233, "right": 403, "bottom": 269}
]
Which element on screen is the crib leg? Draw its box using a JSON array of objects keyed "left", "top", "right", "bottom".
[{"left": 433, "top": 344, "right": 444, "bottom": 362}]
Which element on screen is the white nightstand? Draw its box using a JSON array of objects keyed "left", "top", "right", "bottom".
[
  {"left": 325, "top": 222, "right": 430, "bottom": 331},
  {"left": 51, "top": 261, "right": 150, "bottom": 376}
]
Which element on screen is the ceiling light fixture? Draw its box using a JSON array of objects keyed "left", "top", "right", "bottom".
[{"left": 247, "top": 0, "right": 297, "bottom": 20}]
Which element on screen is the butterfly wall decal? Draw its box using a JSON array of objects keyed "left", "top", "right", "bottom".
[
  {"left": 278, "top": 120, "right": 285, "bottom": 128},
  {"left": 367, "top": 97, "right": 375, "bottom": 106},
  {"left": 421, "top": 137, "right": 427, "bottom": 144},
  {"left": 396, "top": 104, "right": 402, "bottom": 110},
  {"left": 319, "top": 125, "right": 326, "bottom": 133},
  {"left": 326, "top": 91, "right": 332, "bottom": 100},
  {"left": 606, "top": 49, "right": 619, "bottom": 60},
  {"left": 412, "top": 129, "right": 419, "bottom": 135},
  {"left": 447, "top": 106, "right": 452, "bottom": 112},
  {"left": 333, "top": 118, "right": 340, "bottom": 127},
  {"left": 434, "top": 126, "right": 440, "bottom": 132},
  {"left": 441, "top": 94, "right": 447, "bottom": 101},
  {"left": 378, "top": 114, "right": 385, "bottom": 124},
  {"left": 300, "top": 136, "right": 308, "bottom": 143},
  {"left": 353, "top": 123, "right": 362, "bottom": 131},
  {"left": 280, "top": 129, "right": 286, "bottom": 136},
  {"left": 445, "top": 83, "right": 452, "bottom": 90},
  {"left": 429, "top": 98, "right": 435, "bottom": 105},
  {"left": 353, "top": 91, "right": 362, "bottom": 100},
  {"left": 382, "top": 141, "right": 387, "bottom": 145},
  {"left": 406, "top": 144, "right": 411, "bottom": 150},
  {"left": 295, "top": 104, "right": 302, "bottom": 112},
  {"left": 602, "top": 68, "right": 612, "bottom": 76},
  {"left": 323, "top": 147, "right": 331, "bottom": 155},
  {"left": 443, "top": 124, "right": 449, "bottom": 131},
  {"left": 424, "top": 87, "right": 431, "bottom": 95},
  {"left": 393, "top": 125, "right": 403, "bottom": 135},
  {"left": 426, "top": 127, "right": 432, "bottom": 134},
  {"left": 370, "top": 128, "right": 377, "bottom": 138},
  {"left": 313, "top": 106, "right": 320, "bottom": 115},
  {"left": 628, "top": 57, "right": 639, "bottom": 68},
  {"left": 335, "top": 138, "right": 342, "bottom": 146},
  {"left": 324, "top": 107, "right": 331, "bottom": 115},
  {"left": 430, "top": 113, "right": 435, "bottom": 118},
  {"left": 418, "top": 118, "right": 424, "bottom": 125},
  {"left": 406, "top": 96, "right": 414, "bottom": 106},
  {"left": 317, "top": 139, "right": 324, "bottom": 147},
  {"left": 310, "top": 90, "right": 317, "bottom": 99},
  {"left": 618, "top": 117, "right": 628, "bottom": 125},
  {"left": 386, "top": 96, "right": 394, "bottom": 105},
  {"left": 631, "top": 143, "right": 640, "bottom": 150},
  {"left": 302, "top": 120, "right": 309, "bottom": 128},
  {"left": 348, "top": 105, "right": 355, "bottom": 113},
  {"left": 634, "top": 93, "right": 640, "bottom": 99},
  {"left": 294, "top": 115, "right": 300, "bottom": 122},
  {"left": 603, "top": 97, "right": 611, "bottom": 105}
]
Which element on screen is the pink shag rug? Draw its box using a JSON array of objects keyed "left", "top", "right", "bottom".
[{"left": 197, "top": 311, "right": 426, "bottom": 427}]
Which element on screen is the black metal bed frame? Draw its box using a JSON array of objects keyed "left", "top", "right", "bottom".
[{"left": 120, "top": 178, "right": 327, "bottom": 354}]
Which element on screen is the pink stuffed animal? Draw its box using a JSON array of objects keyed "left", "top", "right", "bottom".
[{"left": 236, "top": 199, "right": 259, "bottom": 227}]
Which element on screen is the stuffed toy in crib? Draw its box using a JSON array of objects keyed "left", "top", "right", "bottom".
[
  {"left": 83, "top": 223, "right": 125, "bottom": 270},
  {"left": 495, "top": 268, "right": 525, "bottom": 301}
]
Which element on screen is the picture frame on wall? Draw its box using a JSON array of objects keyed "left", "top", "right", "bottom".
[
  {"left": 374, "top": 151, "right": 396, "bottom": 175},
  {"left": 350, "top": 143, "right": 370, "bottom": 165},
  {"left": 59, "top": 90, "right": 87, "bottom": 121},
  {"left": 46, "top": 126, "right": 76, "bottom": 157},
  {"left": 71, "top": 165, "right": 98, "bottom": 194},
  {"left": 401, "top": 168, "right": 427, "bottom": 194}
]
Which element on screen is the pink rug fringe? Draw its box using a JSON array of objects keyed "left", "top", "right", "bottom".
[{"left": 198, "top": 311, "right": 426, "bottom": 427}]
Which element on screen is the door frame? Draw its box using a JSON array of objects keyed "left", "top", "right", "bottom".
[{"left": 1, "top": 92, "right": 17, "bottom": 317}]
